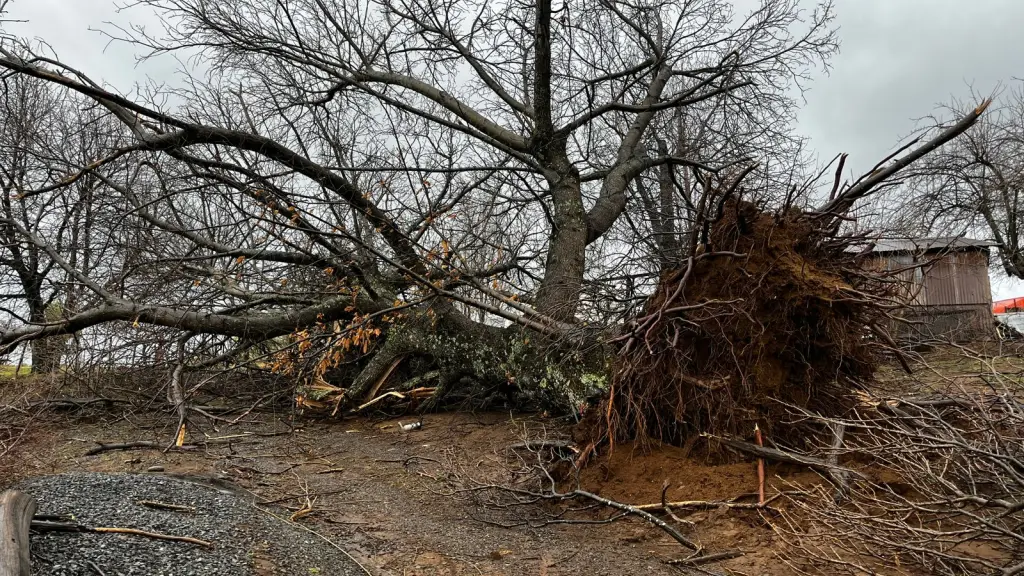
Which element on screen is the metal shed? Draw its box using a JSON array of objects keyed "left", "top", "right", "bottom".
[{"left": 863, "top": 237, "right": 997, "bottom": 341}]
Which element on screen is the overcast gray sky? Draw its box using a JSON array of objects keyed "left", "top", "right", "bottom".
[
  {"left": 6, "top": 0, "right": 1024, "bottom": 298},
  {"left": 795, "top": 0, "right": 1024, "bottom": 299}
]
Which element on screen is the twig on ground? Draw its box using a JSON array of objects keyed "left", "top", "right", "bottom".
[
  {"left": 257, "top": 489, "right": 353, "bottom": 505},
  {"left": 506, "top": 440, "right": 577, "bottom": 453},
  {"left": 230, "top": 463, "right": 299, "bottom": 476},
  {"left": 635, "top": 491, "right": 788, "bottom": 513},
  {"left": 94, "top": 527, "right": 212, "bottom": 548},
  {"left": 85, "top": 441, "right": 162, "bottom": 455},
  {"left": 136, "top": 500, "right": 196, "bottom": 513},
  {"left": 666, "top": 550, "right": 744, "bottom": 567},
  {"left": 24, "top": 398, "right": 127, "bottom": 411},
  {"left": 85, "top": 435, "right": 256, "bottom": 456},
  {"left": 316, "top": 468, "right": 345, "bottom": 474},
  {"left": 30, "top": 520, "right": 213, "bottom": 548},
  {"left": 563, "top": 490, "right": 700, "bottom": 551},
  {"left": 660, "top": 482, "right": 695, "bottom": 527},
  {"left": 248, "top": 502, "right": 372, "bottom": 576}
]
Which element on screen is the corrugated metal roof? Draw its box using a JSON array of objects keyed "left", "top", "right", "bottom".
[{"left": 867, "top": 237, "right": 999, "bottom": 254}]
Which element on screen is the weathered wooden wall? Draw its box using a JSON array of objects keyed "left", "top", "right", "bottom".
[{"left": 865, "top": 249, "right": 994, "bottom": 341}]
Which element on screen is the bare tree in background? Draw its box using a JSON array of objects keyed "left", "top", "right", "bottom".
[
  {"left": 0, "top": 75, "right": 125, "bottom": 372},
  {"left": 886, "top": 84, "right": 1024, "bottom": 278}
]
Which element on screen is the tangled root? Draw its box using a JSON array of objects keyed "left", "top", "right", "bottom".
[{"left": 599, "top": 200, "right": 900, "bottom": 448}]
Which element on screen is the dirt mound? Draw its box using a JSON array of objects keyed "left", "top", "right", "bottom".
[
  {"left": 578, "top": 440, "right": 819, "bottom": 503},
  {"left": 600, "top": 201, "right": 897, "bottom": 447}
]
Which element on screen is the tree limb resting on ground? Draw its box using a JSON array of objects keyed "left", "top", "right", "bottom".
[{"left": 707, "top": 434, "right": 866, "bottom": 480}]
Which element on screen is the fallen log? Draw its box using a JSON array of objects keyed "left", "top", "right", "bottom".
[
  {"left": 707, "top": 434, "right": 866, "bottom": 480},
  {"left": 0, "top": 490, "right": 37, "bottom": 576}
]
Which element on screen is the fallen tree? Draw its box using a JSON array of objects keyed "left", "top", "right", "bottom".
[{"left": 0, "top": 0, "right": 990, "bottom": 444}]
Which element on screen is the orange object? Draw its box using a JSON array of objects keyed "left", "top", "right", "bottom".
[
  {"left": 994, "top": 297, "right": 1024, "bottom": 314},
  {"left": 755, "top": 424, "right": 765, "bottom": 505},
  {"left": 175, "top": 423, "right": 186, "bottom": 447}
]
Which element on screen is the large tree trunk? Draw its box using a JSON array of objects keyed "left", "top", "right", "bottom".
[
  {"left": 27, "top": 305, "right": 61, "bottom": 375},
  {"left": 533, "top": 158, "right": 587, "bottom": 323},
  {"left": 29, "top": 338, "right": 60, "bottom": 375},
  {"left": 529, "top": 0, "right": 587, "bottom": 325},
  {"left": 344, "top": 307, "right": 608, "bottom": 412}
]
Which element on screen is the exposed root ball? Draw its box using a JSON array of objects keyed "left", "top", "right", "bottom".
[{"left": 601, "top": 201, "right": 895, "bottom": 447}]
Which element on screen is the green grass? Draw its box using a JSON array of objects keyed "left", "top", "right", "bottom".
[{"left": 0, "top": 364, "right": 33, "bottom": 379}]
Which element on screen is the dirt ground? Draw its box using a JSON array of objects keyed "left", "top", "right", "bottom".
[
  {"left": 0, "top": 407, "right": 820, "bottom": 576},
  {"left": 7, "top": 346, "right": 1018, "bottom": 575}
]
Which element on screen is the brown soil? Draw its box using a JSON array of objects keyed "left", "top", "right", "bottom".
[{"left": 0, "top": 408, "right": 822, "bottom": 576}]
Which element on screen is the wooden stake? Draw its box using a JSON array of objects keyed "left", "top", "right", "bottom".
[{"left": 754, "top": 424, "right": 765, "bottom": 506}]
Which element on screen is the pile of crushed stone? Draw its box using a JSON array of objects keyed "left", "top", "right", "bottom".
[{"left": 18, "top": 472, "right": 367, "bottom": 576}]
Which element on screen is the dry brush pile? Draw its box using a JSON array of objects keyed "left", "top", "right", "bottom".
[{"left": 775, "top": 383, "right": 1024, "bottom": 575}]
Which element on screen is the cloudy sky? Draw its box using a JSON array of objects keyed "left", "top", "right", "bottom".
[{"left": 6, "top": 0, "right": 1024, "bottom": 298}]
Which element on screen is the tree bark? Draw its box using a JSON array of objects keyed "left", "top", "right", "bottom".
[
  {"left": 29, "top": 338, "right": 59, "bottom": 375},
  {"left": 533, "top": 160, "right": 586, "bottom": 323},
  {"left": 342, "top": 305, "right": 606, "bottom": 411},
  {"left": 27, "top": 305, "right": 60, "bottom": 375}
]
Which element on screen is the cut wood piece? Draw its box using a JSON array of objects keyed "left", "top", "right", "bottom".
[
  {"left": 364, "top": 355, "right": 405, "bottom": 402},
  {"left": 0, "top": 490, "right": 37, "bottom": 576}
]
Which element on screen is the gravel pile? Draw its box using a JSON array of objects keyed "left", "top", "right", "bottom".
[{"left": 18, "top": 473, "right": 368, "bottom": 576}]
